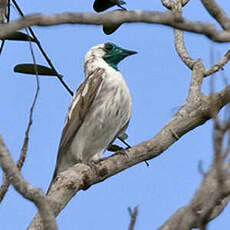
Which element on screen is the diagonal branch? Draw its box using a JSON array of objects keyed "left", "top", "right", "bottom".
[
  {"left": 201, "top": 0, "right": 230, "bottom": 31},
  {"left": 0, "top": 136, "right": 57, "bottom": 230},
  {"left": 204, "top": 49, "right": 230, "bottom": 77}
]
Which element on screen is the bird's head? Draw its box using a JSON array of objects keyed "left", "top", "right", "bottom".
[{"left": 85, "top": 42, "right": 137, "bottom": 71}]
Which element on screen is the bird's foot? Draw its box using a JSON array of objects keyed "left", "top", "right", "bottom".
[{"left": 107, "top": 144, "right": 124, "bottom": 152}]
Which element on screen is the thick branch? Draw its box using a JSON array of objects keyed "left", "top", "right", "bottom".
[
  {"left": 1, "top": 11, "right": 230, "bottom": 42},
  {"left": 0, "top": 136, "right": 57, "bottom": 230}
]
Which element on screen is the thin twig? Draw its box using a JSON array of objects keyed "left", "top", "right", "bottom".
[
  {"left": 0, "top": 39, "right": 5, "bottom": 55},
  {"left": 11, "top": 0, "right": 73, "bottom": 96},
  {"left": 204, "top": 49, "right": 230, "bottom": 77},
  {"left": 0, "top": 26, "right": 40, "bottom": 202},
  {"left": 128, "top": 206, "right": 138, "bottom": 230}
]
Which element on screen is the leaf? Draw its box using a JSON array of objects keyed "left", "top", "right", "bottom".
[
  {"left": 2, "top": 32, "right": 35, "bottom": 42},
  {"left": 107, "top": 144, "right": 123, "bottom": 152},
  {"left": 102, "top": 9, "right": 124, "bottom": 34},
  {"left": 14, "top": 64, "right": 57, "bottom": 76},
  {"left": 103, "top": 23, "right": 122, "bottom": 35},
  {"left": 93, "top": 0, "right": 126, "bottom": 12}
]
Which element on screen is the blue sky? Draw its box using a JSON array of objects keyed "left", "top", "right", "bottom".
[{"left": 0, "top": 0, "right": 230, "bottom": 229}]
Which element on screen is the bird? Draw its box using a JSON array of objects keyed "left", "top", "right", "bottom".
[
  {"left": 93, "top": 0, "right": 126, "bottom": 12},
  {"left": 47, "top": 42, "right": 137, "bottom": 191}
]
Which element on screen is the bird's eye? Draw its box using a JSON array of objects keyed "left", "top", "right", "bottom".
[{"left": 105, "top": 43, "right": 113, "bottom": 51}]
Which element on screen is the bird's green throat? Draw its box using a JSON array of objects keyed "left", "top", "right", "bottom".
[{"left": 103, "top": 42, "right": 137, "bottom": 71}]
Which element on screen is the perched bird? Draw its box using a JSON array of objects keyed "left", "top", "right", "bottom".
[
  {"left": 48, "top": 42, "right": 137, "bottom": 190},
  {"left": 93, "top": 0, "right": 126, "bottom": 12}
]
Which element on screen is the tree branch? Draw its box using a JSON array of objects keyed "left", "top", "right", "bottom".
[
  {"left": 11, "top": 0, "right": 73, "bottom": 96},
  {"left": 200, "top": 0, "right": 230, "bottom": 31},
  {"left": 204, "top": 49, "right": 230, "bottom": 77},
  {"left": 169, "top": 0, "right": 196, "bottom": 69},
  {"left": 1, "top": 11, "right": 230, "bottom": 42},
  {"left": 163, "top": 0, "right": 230, "bottom": 78},
  {"left": 0, "top": 136, "right": 57, "bottom": 230},
  {"left": 128, "top": 206, "right": 138, "bottom": 230},
  {"left": 0, "top": 21, "right": 41, "bottom": 202}
]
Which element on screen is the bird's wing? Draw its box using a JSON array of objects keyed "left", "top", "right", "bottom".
[
  {"left": 47, "top": 68, "right": 105, "bottom": 190},
  {"left": 46, "top": 68, "right": 105, "bottom": 192},
  {"left": 58, "top": 68, "right": 105, "bottom": 157}
]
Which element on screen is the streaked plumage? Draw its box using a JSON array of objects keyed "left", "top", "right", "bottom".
[{"left": 48, "top": 43, "right": 136, "bottom": 190}]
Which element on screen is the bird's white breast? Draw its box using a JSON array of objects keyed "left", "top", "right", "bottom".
[{"left": 70, "top": 59, "right": 132, "bottom": 162}]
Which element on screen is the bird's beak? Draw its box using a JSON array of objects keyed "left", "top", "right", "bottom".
[{"left": 122, "top": 49, "right": 138, "bottom": 57}]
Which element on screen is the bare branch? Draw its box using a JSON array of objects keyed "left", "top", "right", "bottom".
[
  {"left": 174, "top": 29, "right": 195, "bottom": 68},
  {"left": 165, "top": 0, "right": 230, "bottom": 75},
  {"left": 0, "top": 174, "right": 8, "bottom": 200},
  {"left": 201, "top": 0, "right": 230, "bottom": 31},
  {"left": 187, "top": 59, "right": 204, "bottom": 100},
  {"left": 11, "top": 0, "right": 73, "bottom": 96},
  {"left": 0, "top": 23, "right": 41, "bottom": 202},
  {"left": 0, "top": 11, "right": 230, "bottom": 42},
  {"left": 0, "top": 136, "right": 57, "bottom": 230},
  {"left": 0, "top": 0, "right": 9, "bottom": 56},
  {"left": 128, "top": 206, "right": 138, "bottom": 230},
  {"left": 204, "top": 49, "right": 230, "bottom": 77},
  {"left": 170, "top": 0, "right": 196, "bottom": 69}
]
